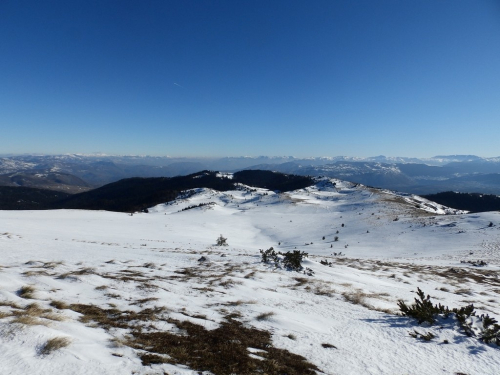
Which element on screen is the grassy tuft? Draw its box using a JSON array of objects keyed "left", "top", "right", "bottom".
[
  {"left": 50, "top": 300, "right": 69, "bottom": 310},
  {"left": 39, "top": 337, "right": 71, "bottom": 355},
  {"left": 12, "top": 315, "right": 49, "bottom": 326},
  {"left": 256, "top": 312, "right": 275, "bottom": 321},
  {"left": 18, "top": 285, "right": 36, "bottom": 299}
]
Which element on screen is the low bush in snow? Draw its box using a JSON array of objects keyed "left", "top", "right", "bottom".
[
  {"left": 39, "top": 337, "right": 71, "bottom": 356},
  {"left": 259, "top": 247, "right": 279, "bottom": 266},
  {"left": 216, "top": 234, "right": 228, "bottom": 246},
  {"left": 398, "top": 287, "right": 500, "bottom": 346},
  {"left": 260, "top": 248, "right": 308, "bottom": 271},
  {"left": 282, "top": 250, "right": 308, "bottom": 271}
]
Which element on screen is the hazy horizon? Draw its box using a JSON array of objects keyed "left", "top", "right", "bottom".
[{"left": 2, "top": 152, "right": 499, "bottom": 160}]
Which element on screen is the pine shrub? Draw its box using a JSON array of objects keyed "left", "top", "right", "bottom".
[
  {"left": 260, "top": 247, "right": 279, "bottom": 266},
  {"left": 399, "top": 287, "right": 500, "bottom": 345},
  {"left": 260, "top": 248, "right": 308, "bottom": 272},
  {"left": 282, "top": 250, "right": 308, "bottom": 271},
  {"left": 216, "top": 234, "right": 228, "bottom": 246}
]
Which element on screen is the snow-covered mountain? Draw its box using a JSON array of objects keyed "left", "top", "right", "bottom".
[
  {"left": 2, "top": 154, "right": 500, "bottom": 194},
  {"left": 0, "top": 177, "right": 499, "bottom": 374}
]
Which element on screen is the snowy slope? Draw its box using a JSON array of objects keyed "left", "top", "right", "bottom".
[{"left": 0, "top": 178, "right": 499, "bottom": 375}]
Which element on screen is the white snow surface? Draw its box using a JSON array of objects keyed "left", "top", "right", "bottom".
[{"left": 1, "top": 178, "right": 500, "bottom": 375}]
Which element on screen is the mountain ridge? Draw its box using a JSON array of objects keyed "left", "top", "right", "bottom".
[{"left": 2, "top": 154, "right": 500, "bottom": 195}]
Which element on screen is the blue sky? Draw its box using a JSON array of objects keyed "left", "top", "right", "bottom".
[{"left": 1, "top": 0, "right": 499, "bottom": 157}]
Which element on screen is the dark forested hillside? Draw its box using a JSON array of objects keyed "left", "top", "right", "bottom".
[
  {"left": 54, "top": 171, "right": 235, "bottom": 212},
  {"left": 423, "top": 191, "right": 500, "bottom": 213},
  {"left": 0, "top": 170, "right": 315, "bottom": 212},
  {"left": 232, "top": 170, "right": 314, "bottom": 192},
  {"left": 0, "top": 187, "right": 71, "bottom": 210}
]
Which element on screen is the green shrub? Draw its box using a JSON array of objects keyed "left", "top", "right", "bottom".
[
  {"left": 282, "top": 251, "right": 308, "bottom": 271},
  {"left": 398, "top": 288, "right": 451, "bottom": 325},
  {"left": 260, "top": 248, "right": 308, "bottom": 271},
  {"left": 260, "top": 247, "right": 279, "bottom": 266},
  {"left": 399, "top": 287, "right": 500, "bottom": 345},
  {"left": 216, "top": 234, "right": 228, "bottom": 246}
]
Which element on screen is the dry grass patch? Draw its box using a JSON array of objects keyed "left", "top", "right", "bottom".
[
  {"left": 136, "top": 282, "right": 159, "bottom": 291},
  {"left": 255, "top": 312, "right": 275, "bottom": 321},
  {"left": 435, "top": 268, "right": 500, "bottom": 287},
  {"left": 290, "top": 277, "right": 310, "bottom": 288},
  {"left": 219, "top": 278, "right": 242, "bottom": 288},
  {"left": 314, "top": 285, "right": 336, "bottom": 297},
  {"left": 0, "top": 301, "right": 20, "bottom": 309},
  {"left": 68, "top": 303, "right": 317, "bottom": 374},
  {"left": 41, "top": 261, "right": 64, "bottom": 269},
  {"left": 74, "top": 267, "right": 96, "bottom": 275},
  {"left": 100, "top": 270, "right": 148, "bottom": 283},
  {"left": 22, "top": 270, "right": 54, "bottom": 277},
  {"left": 69, "top": 304, "right": 165, "bottom": 330},
  {"left": 118, "top": 266, "right": 145, "bottom": 277},
  {"left": 24, "top": 260, "right": 41, "bottom": 266},
  {"left": 342, "top": 289, "right": 392, "bottom": 313},
  {"left": 105, "top": 293, "right": 122, "bottom": 299},
  {"left": 18, "top": 285, "right": 36, "bottom": 299},
  {"left": 171, "top": 267, "right": 200, "bottom": 281},
  {"left": 310, "top": 280, "right": 336, "bottom": 297},
  {"left": 343, "top": 290, "right": 368, "bottom": 306},
  {"left": 180, "top": 311, "right": 208, "bottom": 320},
  {"left": 12, "top": 303, "right": 65, "bottom": 322},
  {"left": 223, "top": 300, "right": 257, "bottom": 307},
  {"left": 226, "top": 311, "right": 244, "bottom": 319},
  {"left": 455, "top": 288, "right": 473, "bottom": 296},
  {"left": 109, "top": 337, "right": 128, "bottom": 348},
  {"left": 192, "top": 286, "right": 216, "bottom": 294},
  {"left": 39, "top": 337, "right": 71, "bottom": 355},
  {"left": 244, "top": 270, "right": 257, "bottom": 279},
  {"left": 131, "top": 297, "right": 159, "bottom": 306},
  {"left": 42, "top": 312, "right": 66, "bottom": 322},
  {"left": 56, "top": 267, "right": 96, "bottom": 280},
  {"left": 130, "top": 318, "right": 318, "bottom": 375},
  {"left": 11, "top": 315, "right": 49, "bottom": 326},
  {"left": 137, "top": 353, "right": 169, "bottom": 365}
]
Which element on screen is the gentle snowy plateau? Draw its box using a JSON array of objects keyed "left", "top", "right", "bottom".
[{"left": 1, "top": 177, "right": 499, "bottom": 375}]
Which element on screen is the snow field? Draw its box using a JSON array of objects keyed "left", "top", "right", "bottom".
[{"left": 0, "top": 179, "right": 499, "bottom": 374}]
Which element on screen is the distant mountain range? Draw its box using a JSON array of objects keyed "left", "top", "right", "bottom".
[
  {"left": 244, "top": 160, "right": 500, "bottom": 195},
  {"left": 1, "top": 154, "right": 500, "bottom": 195}
]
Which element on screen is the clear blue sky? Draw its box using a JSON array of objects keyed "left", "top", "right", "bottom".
[{"left": 1, "top": 0, "right": 499, "bottom": 158}]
